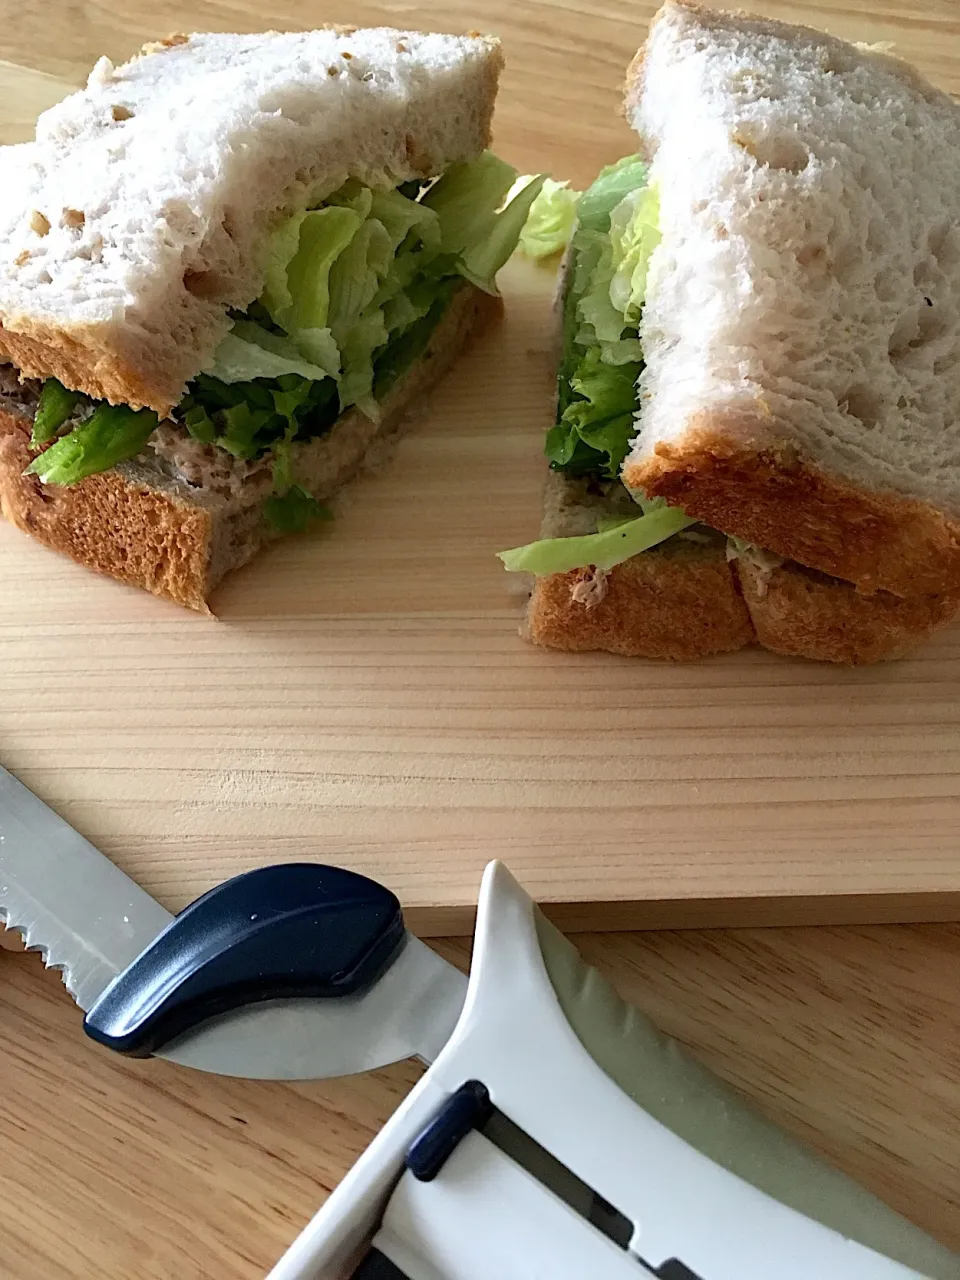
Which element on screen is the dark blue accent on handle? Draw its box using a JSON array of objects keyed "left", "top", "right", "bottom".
[
  {"left": 405, "top": 1080, "right": 493, "bottom": 1181},
  {"left": 82, "top": 863, "right": 404, "bottom": 1057}
]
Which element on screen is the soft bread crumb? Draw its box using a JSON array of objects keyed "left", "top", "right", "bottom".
[{"left": 87, "top": 56, "right": 114, "bottom": 87}]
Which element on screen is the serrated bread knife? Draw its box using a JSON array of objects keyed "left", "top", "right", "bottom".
[{"left": 2, "top": 763, "right": 957, "bottom": 1280}]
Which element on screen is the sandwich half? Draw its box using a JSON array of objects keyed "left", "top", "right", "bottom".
[
  {"left": 502, "top": 2, "right": 960, "bottom": 663},
  {"left": 0, "top": 28, "right": 541, "bottom": 610}
]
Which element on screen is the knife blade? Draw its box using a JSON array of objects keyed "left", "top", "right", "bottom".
[{"left": 0, "top": 764, "right": 466, "bottom": 1078}]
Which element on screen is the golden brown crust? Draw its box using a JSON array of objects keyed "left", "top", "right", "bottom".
[
  {"left": 0, "top": 323, "right": 166, "bottom": 413},
  {"left": 525, "top": 538, "right": 754, "bottom": 661},
  {"left": 525, "top": 531, "right": 958, "bottom": 665},
  {"left": 0, "top": 286, "right": 500, "bottom": 611},
  {"left": 0, "top": 407, "right": 215, "bottom": 611},
  {"left": 736, "top": 558, "right": 960, "bottom": 664},
  {"left": 622, "top": 414, "right": 960, "bottom": 599}
]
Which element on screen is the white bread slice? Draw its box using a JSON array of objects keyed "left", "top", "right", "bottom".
[
  {"left": 621, "top": 1, "right": 960, "bottom": 599},
  {"left": 0, "top": 29, "right": 502, "bottom": 414},
  {"left": 0, "top": 283, "right": 500, "bottom": 611},
  {"left": 524, "top": 472, "right": 958, "bottom": 663}
]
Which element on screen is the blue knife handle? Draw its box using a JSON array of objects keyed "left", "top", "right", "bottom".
[{"left": 82, "top": 863, "right": 404, "bottom": 1057}]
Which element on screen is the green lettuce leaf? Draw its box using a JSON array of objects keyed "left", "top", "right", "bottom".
[
  {"left": 26, "top": 404, "right": 158, "bottom": 485},
  {"left": 575, "top": 154, "right": 648, "bottom": 233},
  {"left": 32, "top": 379, "right": 83, "bottom": 447},
  {"left": 265, "top": 205, "right": 362, "bottom": 331},
  {"left": 422, "top": 152, "right": 518, "bottom": 255},
  {"left": 547, "top": 154, "right": 656, "bottom": 480},
  {"left": 498, "top": 505, "right": 695, "bottom": 575},
  {"left": 323, "top": 216, "right": 394, "bottom": 415},
  {"left": 516, "top": 177, "right": 580, "bottom": 259},
  {"left": 367, "top": 187, "right": 441, "bottom": 255},
  {"left": 264, "top": 485, "right": 332, "bottom": 533},
  {"left": 459, "top": 175, "right": 546, "bottom": 292},
  {"left": 205, "top": 321, "right": 340, "bottom": 384},
  {"left": 217, "top": 402, "right": 275, "bottom": 458},
  {"left": 422, "top": 152, "right": 544, "bottom": 293},
  {"left": 547, "top": 348, "right": 642, "bottom": 479},
  {"left": 608, "top": 182, "right": 661, "bottom": 324},
  {"left": 372, "top": 280, "right": 458, "bottom": 399}
]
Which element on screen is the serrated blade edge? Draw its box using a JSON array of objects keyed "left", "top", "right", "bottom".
[{"left": 0, "top": 766, "right": 172, "bottom": 1010}]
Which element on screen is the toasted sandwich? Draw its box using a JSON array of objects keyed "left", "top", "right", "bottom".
[
  {"left": 0, "top": 28, "right": 543, "bottom": 610},
  {"left": 501, "top": 2, "right": 960, "bottom": 663}
]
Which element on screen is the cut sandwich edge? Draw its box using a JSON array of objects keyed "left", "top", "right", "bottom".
[
  {"left": 623, "top": 413, "right": 960, "bottom": 600},
  {"left": 522, "top": 471, "right": 960, "bottom": 665},
  {"left": 0, "top": 283, "right": 501, "bottom": 611},
  {"left": 0, "top": 319, "right": 173, "bottom": 416}
]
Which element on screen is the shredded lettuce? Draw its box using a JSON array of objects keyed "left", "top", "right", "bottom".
[
  {"left": 608, "top": 183, "right": 661, "bottom": 324},
  {"left": 25, "top": 403, "right": 159, "bottom": 485},
  {"left": 544, "top": 348, "right": 640, "bottom": 477},
  {"left": 515, "top": 177, "right": 580, "bottom": 259},
  {"left": 498, "top": 506, "right": 695, "bottom": 575},
  {"left": 501, "top": 157, "right": 683, "bottom": 577}
]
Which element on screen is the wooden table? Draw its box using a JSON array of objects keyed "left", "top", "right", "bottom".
[{"left": 2, "top": 0, "right": 960, "bottom": 1275}]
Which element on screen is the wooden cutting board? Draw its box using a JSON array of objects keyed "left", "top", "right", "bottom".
[{"left": 2, "top": 2, "right": 960, "bottom": 936}]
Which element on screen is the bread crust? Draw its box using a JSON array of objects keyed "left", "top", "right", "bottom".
[
  {"left": 736, "top": 557, "right": 959, "bottom": 664},
  {"left": 525, "top": 537, "right": 754, "bottom": 660},
  {"left": 0, "top": 285, "right": 501, "bottom": 610},
  {"left": 525, "top": 528, "right": 957, "bottom": 664},
  {"left": 622, "top": 415, "right": 960, "bottom": 599},
  {"left": 0, "top": 409, "right": 217, "bottom": 610},
  {"left": 0, "top": 323, "right": 167, "bottom": 415}
]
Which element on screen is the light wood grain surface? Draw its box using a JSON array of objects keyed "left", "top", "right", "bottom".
[
  {"left": 2, "top": 1, "right": 960, "bottom": 1276},
  {"left": 2, "top": 1, "right": 960, "bottom": 933}
]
